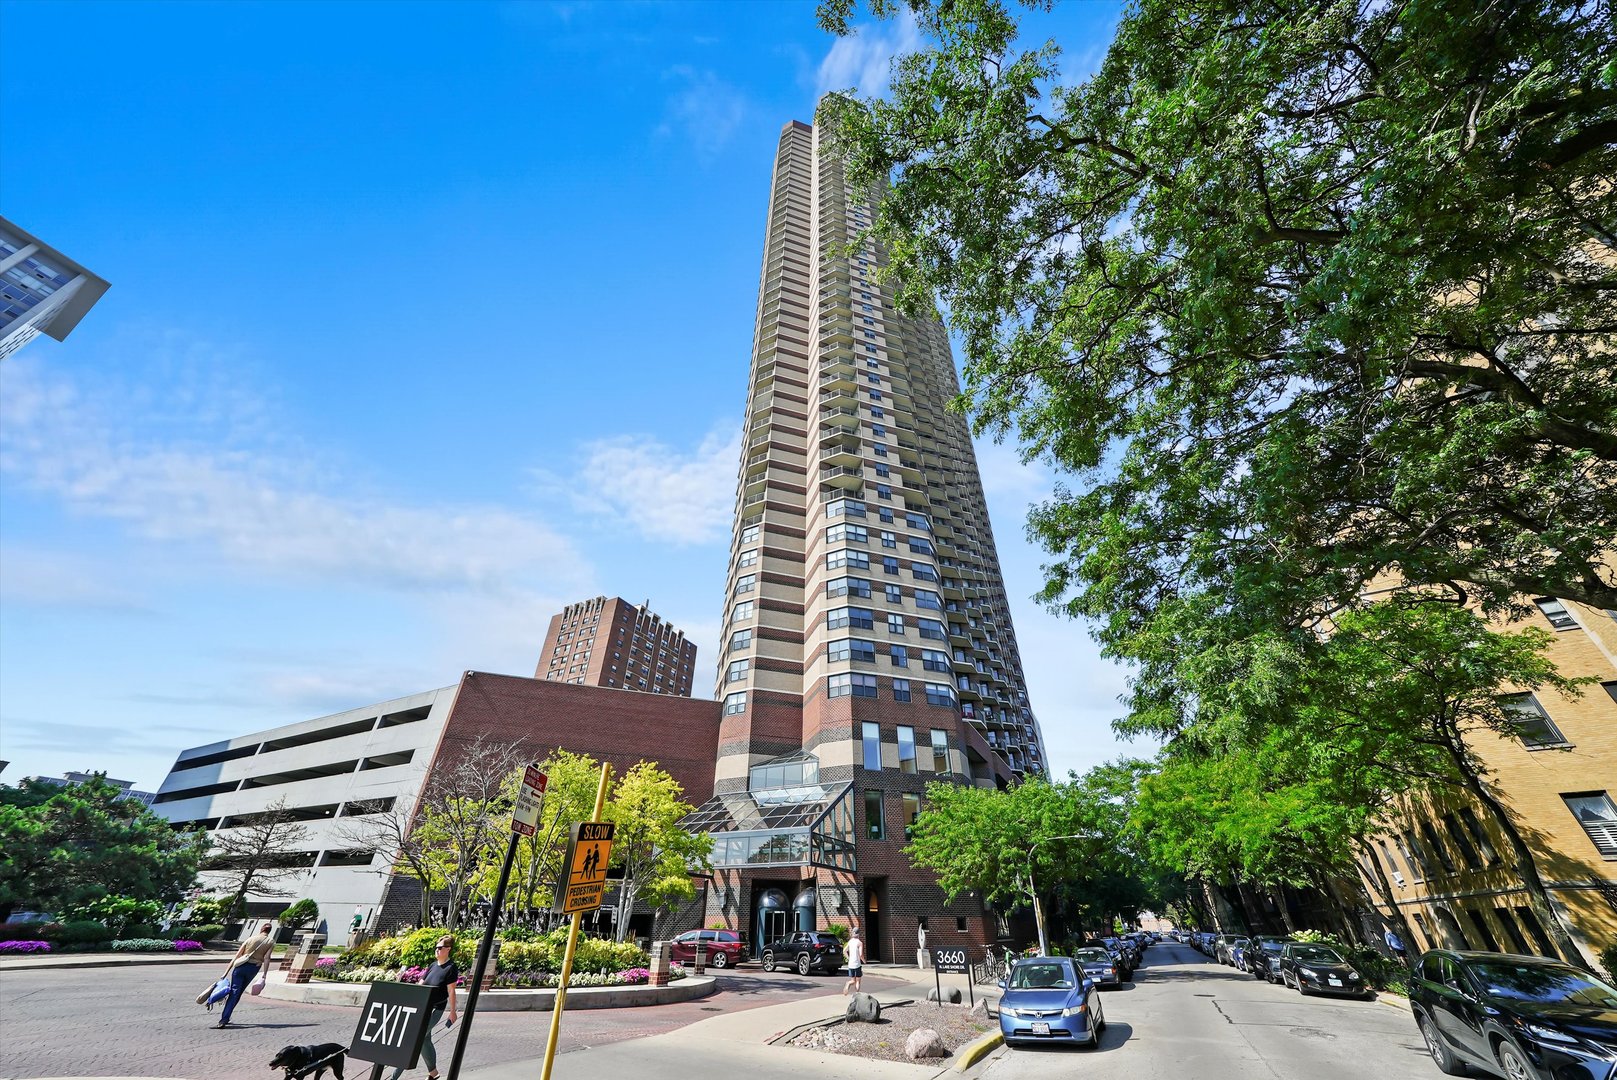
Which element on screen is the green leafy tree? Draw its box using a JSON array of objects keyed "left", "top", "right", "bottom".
[
  {"left": 281, "top": 898, "right": 319, "bottom": 930},
  {"left": 0, "top": 775, "right": 204, "bottom": 920},
  {"left": 818, "top": 0, "right": 1616, "bottom": 737},
  {"left": 604, "top": 762, "right": 712, "bottom": 942},
  {"left": 409, "top": 736, "right": 529, "bottom": 932}
]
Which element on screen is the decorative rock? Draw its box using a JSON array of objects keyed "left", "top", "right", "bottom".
[
  {"left": 968, "top": 997, "right": 989, "bottom": 1017},
  {"left": 925, "top": 986, "right": 963, "bottom": 1003},
  {"left": 905, "top": 1028, "right": 949, "bottom": 1060},
  {"left": 846, "top": 992, "right": 881, "bottom": 1023}
]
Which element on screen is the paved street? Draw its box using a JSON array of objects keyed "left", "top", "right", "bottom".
[
  {"left": 0, "top": 963, "right": 900, "bottom": 1079},
  {"left": 981, "top": 942, "right": 1440, "bottom": 1080}
]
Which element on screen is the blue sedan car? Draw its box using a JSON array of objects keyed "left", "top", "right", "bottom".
[{"left": 997, "top": 957, "right": 1107, "bottom": 1047}]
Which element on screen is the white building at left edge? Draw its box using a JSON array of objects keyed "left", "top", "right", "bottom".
[
  {"left": 152, "top": 686, "right": 455, "bottom": 945},
  {"left": 0, "top": 216, "right": 110, "bottom": 362}
]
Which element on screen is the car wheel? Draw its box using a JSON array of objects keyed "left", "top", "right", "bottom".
[
  {"left": 1094, "top": 1000, "right": 1106, "bottom": 1034},
  {"left": 711, "top": 951, "right": 728, "bottom": 969},
  {"left": 762, "top": 952, "right": 776, "bottom": 973},
  {"left": 1496, "top": 1041, "right": 1533, "bottom": 1080},
  {"left": 798, "top": 953, "right": 812, "bottom": 976},
  {"left": 1296, "top": 975, "right": 1308, "bottom": 996},
  {"left": 1419, "top": 1016, "right": 1470, "bottom": 1076}
]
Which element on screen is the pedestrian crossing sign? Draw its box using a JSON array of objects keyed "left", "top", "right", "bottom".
[{"left": 553, "top": 820, "right": 615, "bottom": 914}]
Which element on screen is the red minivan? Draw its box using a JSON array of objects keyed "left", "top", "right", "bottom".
[{"left": 669, "top": 929, "right": 748, "bottom": 968}]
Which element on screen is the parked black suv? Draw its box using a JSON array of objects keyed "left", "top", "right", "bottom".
[
  {"left": 760, "top": 931, "right": 846, "bottom": 975},
  {"left": 1410, "top": 950, "right": 1617, "bottom": 1080},
  {"left": 1247, "top": 935, "right": 1295, "bottom": 981}
]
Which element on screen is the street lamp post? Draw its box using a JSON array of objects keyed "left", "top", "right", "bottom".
[{"left": 1026, "top": 833, "right": 1101, "bottom": 958}]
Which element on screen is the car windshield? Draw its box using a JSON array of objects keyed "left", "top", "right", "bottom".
[
  {"left": 1262, "top": 941, "right": 1286, "bottom": 954},
  {"left": 1074, "top": 949, "right": 1112, "bottom": 963},
  {"left": 1468, "top": 962, "right": 1617, "bottom": 1007},
  {"left": 1010, "top": 962, "right": 1075, "bottom": 990},
  {"left": 1290, "top": 945, "right": 1344, "bottom": 964}
]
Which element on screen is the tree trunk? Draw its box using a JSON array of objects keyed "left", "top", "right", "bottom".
[
  {"left": 615, "top": 874, "right": 638, "bottom": 943},
  {"left": 1450, "top": 750, "right": 1588, "bottom": 969}
]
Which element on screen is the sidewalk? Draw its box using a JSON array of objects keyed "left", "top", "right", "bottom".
[{"left": 0, "top": 949, "right": 231, "bottom": 971}]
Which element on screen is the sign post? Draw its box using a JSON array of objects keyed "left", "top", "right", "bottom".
[
  {"left": 540, "top": 763, "right": 614, "bottom": 1080},
  {"left": 929, "top": 946, "right": 973, "bottom": 1009},
  {"left": 442, "top": 766, "right": 546, "bottom": 1080},
  {"left": 349, "top": 980, "right": 437, "bottom": 1080}
]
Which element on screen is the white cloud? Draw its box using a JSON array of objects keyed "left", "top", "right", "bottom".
[
  {"left": 0, "top": 352, "right": 592, "bottom": 598},
  {"left": 538, "top": 425, "right": 739, "bottom": 546},
  {"left": 0, "top": 547, "right": 154, "bottom": 614},
  {"left": 973, "top": 438, "right": 1055, "bottom": 505},
  {"left": 816, "top": 10, "right": 924, "bottom": 97},
  {"left": 656, "top": 67, "right": 749, "bottom": 157}
]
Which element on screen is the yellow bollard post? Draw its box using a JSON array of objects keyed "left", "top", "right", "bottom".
[{"left": 539, "top": 762, "right": 612, "bottom": 1080}]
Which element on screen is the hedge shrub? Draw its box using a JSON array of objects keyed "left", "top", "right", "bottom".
[
  {"left": 111, "top": 938, "right": 177, "bottom": 952},
  {"left": 1600, "top": 942, "right": 1617, "bottom": 984},
  {"left": 174, "top": 923, "right": 225, "bottom": 942}
]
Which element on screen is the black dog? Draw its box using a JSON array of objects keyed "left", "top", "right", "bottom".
[{"left": 269, "top": 1043, "right": 347, "bottom": 1080}]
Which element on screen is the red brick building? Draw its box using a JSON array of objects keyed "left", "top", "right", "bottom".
[{"left": 535, "top": 596, "right": 698, "bottom": 696}]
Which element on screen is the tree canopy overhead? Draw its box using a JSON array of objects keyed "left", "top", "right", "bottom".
[{"left": 820, "top": 0, "right": 1616, "bottom": 733}]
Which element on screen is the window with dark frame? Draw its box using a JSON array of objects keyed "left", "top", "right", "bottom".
[{"left": 1500, "top": 693, "right": 1571, "bottom": 748}]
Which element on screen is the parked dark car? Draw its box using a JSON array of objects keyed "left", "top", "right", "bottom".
[
  {"left": 1214, "top": 934, "right": 1245, "bottom": 966},
  {"left": 760, "top": 931, "right": 845, "bottom": 975},
  {"left": 669, "top": 929, "right": 748, "bottom": 968},
  {"left": 1410, "top": 950, "right": 1617, "bottom": 1080},
  {"left": 1248, "top": 935, "right": 1295, "bottom": 981},
  {"left": 1081, "top": 938, "right": 1133, "bottom": 980},
  {"left": 1275, "top": 942, "right": 1370, "bottom": 997},
  {"left": 1230, "top": 939, "right": 1249, "bottom": 970},
  {"left": 1071, "top": 946, "right": 1123, "bottom": 989},
  {"left": 997, "top": 956, "right": 1107, "bottom": 1047}
]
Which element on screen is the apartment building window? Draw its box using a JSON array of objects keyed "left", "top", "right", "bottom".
[
  {"left": 902, "top": 793, "right": 922, "bottom": 838},
  {"left": 828, "top": 523, "right": 868, "bottom": 544},
  {"left": 921, "top": 649, "right": 950, "bottom": 673},
  {"left": 879, "top": 530, "right": 896, "bottom": 549},
  {"left": 1513, "top": 906, "right": 1557, "bottom": 956},
  {"left": 897, "top": 726, "right": 917, "bottom": 773},
  {"left": 883, "top": 556, "right": 900, "bottom": 575},
  {"left": 738, "top": 549, "right": 758, "bottom": 568},
  {"left": 865, "top": 790, "right": 885, "bottom": 839},
  {"left": 729, "top": 629, "right": 752, "bottom": 651},
  {"left": 723, "top": 691, "right": 747, "bottom": 714},
  {"left": 832, "top": 673, "right": 878, "bottom": 699},
  {"left": 1397, "top": 833, "right": 1428, "bottom": 881},
  {"left": 888, "top": 613, "right": 906, "bottom": 635},
  {"left": 885, "top": 584, "right": 904, "bottom": 604},
  {"left": 1420, "top": 822, "right": 1458, "bottom": 874},
  {"left": 828, "top": 638, "right": 876, "bottom": 663},
  {"left": 1376, "top": 839, "right": 1406, "bottom": 885},
  {"left": 909, "top": 536, "right": 934, "bottom": 554},
  {"left": 890, "top": 644, "right": 909, "bottom": 667},
  {"left": 918, "top": 619, "right": 946, "bottom": 640},
  {"left": 931, "top": 730, "right": 949, "bottom": 773},
  {"left": 924, "top": 682, "right": 955, "bottom": 706},
  {"left": 741, "top": 524, "right": 761, "bottom": 544},
  {"left": 1442, "top": 813, "right": 1484, "bottom": 870},
  {"left": 1465, "top": 910, "right": 1501, "bottom": 952},
  {"left": 862, "top": 722, "right": 882, "bottom": 769},
  {"left": 914, "top": 590, "right": 943, "bottom": 610},
  {"left": 872, "top": 424, "right": 886, "bottom": 436},
  {"left": 1500, "top": 693, "right": 1570, "bottom": 748},
  {"left": 876, "top": 484, "right": 893, "bottom": 500},
  {"left": 828, "top": 606, "right": 874, "bottom": 630},
  {"left": 735, "top": 574, "right": 756, "bottom": 594},
  {"left": 1562, "top": 792, "right": 1617, "bottom": 859},
  {"left": 1457, "top": 807, "right": 1499, "bottom": 864},
  {"left": 827, "top": 576, "right": 872, "bottom": 598},
  {"left": 1605, "top": 680, "right": 1617, "bottom": 705},
  {"left": 880, "top": 507, "right": 894, "bottom": 522},
  {"left": 727, "top": 660, "right": 750, "bottom": 683},
  {"left": 1533, "top": 597, "right": 1578, "bottom": 630},
  {"left": 1410, "top": 912, "right": 1432, "bottom": 950},
  {"left": 829, "top": 549, "right": 871, "bottom": 571},
  {"left": 911, "top": 564, "right": 938, "bottom": 583},
  {"left": 873, "top": 443, "right": 888, "bottom": 456},
  {"left": 875, "top": 462, "right": 890, "bottom": 478},
  {"left": 1494, "top": 907, "right": 1533, "bottom": 955},
  {"left": 892, "top": 678, "right": 912, "bottom": 702}
]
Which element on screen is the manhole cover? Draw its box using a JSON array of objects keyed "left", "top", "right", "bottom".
[{"left": 1288, "top": 1027, "right": 1338, "bottom": 1040}]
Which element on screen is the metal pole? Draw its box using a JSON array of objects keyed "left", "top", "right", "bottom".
[
  {"left": 444, "top": 831, "right": 519, "bottom": 1080},
  {"left": 540, "top": 764, "right": 612, "bottom": 1080},
  {"left": 934, "top": 954, "right": 942, "bottom": 1007}
]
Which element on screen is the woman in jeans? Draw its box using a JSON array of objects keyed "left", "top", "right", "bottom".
[{"left": 391, "top": 936, "right": 459, "bottom": 1079}]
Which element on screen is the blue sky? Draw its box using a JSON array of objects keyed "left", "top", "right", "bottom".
[{"left": 0, "top": 0, "right": 1140, "bottom": 792}]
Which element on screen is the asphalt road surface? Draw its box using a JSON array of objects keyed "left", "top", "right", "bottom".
[
  {"left": 0, "top": 962, "right": 896, "bottom": 1079},
  {"left": 982, "top": 942, "right": 1442, "bottom": 1080}
]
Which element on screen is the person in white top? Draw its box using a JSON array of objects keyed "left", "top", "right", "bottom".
[{"left": 842, "top": 928, "right": 866, "bottom": 995}]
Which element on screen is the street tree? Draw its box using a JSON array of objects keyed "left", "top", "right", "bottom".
[
  {"left": 0, "top": 775, "right": 205, "bottom": 920},
  {"left": 409, "top": 735, "right": 529, "bottom": 932},
  {"left": 331, "top": 796, "right": 448, "bottom": 927},
  {"left": 817, "top": 0, "right": 1616, "bottom": 737},
  {"left": 205, "top": 797, "right": 314, "bottom": 922},
  {"left": 604, "top": 762, "right": 712, "bottom": 942}
]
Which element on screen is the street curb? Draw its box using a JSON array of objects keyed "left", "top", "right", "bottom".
[
  {"left": 265, "top": 973, "right": 719, "bottom": 1011},
  {"left": 952, "top": 1031, "right": 1004, "bottom": 1072},
  {"left": 1375, "top": 990, "right": 1412, "bottom": 1012}
]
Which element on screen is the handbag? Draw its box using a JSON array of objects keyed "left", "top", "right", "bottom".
[{"left": 248, "top": 967, "right": 269, "bottom": 996}]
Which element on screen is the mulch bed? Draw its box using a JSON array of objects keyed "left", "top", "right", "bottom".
[{"left": 789, "top": 1001, "right": 996, "bottom": 1064}]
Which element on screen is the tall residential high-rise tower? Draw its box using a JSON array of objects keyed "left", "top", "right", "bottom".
[
  {"left": 535, "top": 595, "right": 698, "bottom": 695},
  {"left": 688, "top": 118, "right": 1046, "bottom": 961},
  {"left": 0, "top": 217, "right": 110, "bottom": 363}
]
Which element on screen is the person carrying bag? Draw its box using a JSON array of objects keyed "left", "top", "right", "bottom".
[{"left": 197, "top": 923, "right": 275, "bottom": 1028}]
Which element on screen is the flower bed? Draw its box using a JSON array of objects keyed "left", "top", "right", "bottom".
[
  {"left": 110, "top": 938, "right": 201, "bottom": 952},
  {"left": 0, "top": 941, "right": 51, "bottom": 954},
  {"left": 316, "top": 927, "right": 657, "bottom": 989}
]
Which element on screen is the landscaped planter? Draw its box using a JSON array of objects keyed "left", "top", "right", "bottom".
[{"left": 265, "top": 970, "right": 718, "bottom": 1011}]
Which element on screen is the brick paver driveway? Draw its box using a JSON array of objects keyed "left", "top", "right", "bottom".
[{"left": 1, "top": 963, "right": 902, "bottom": 1078}]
